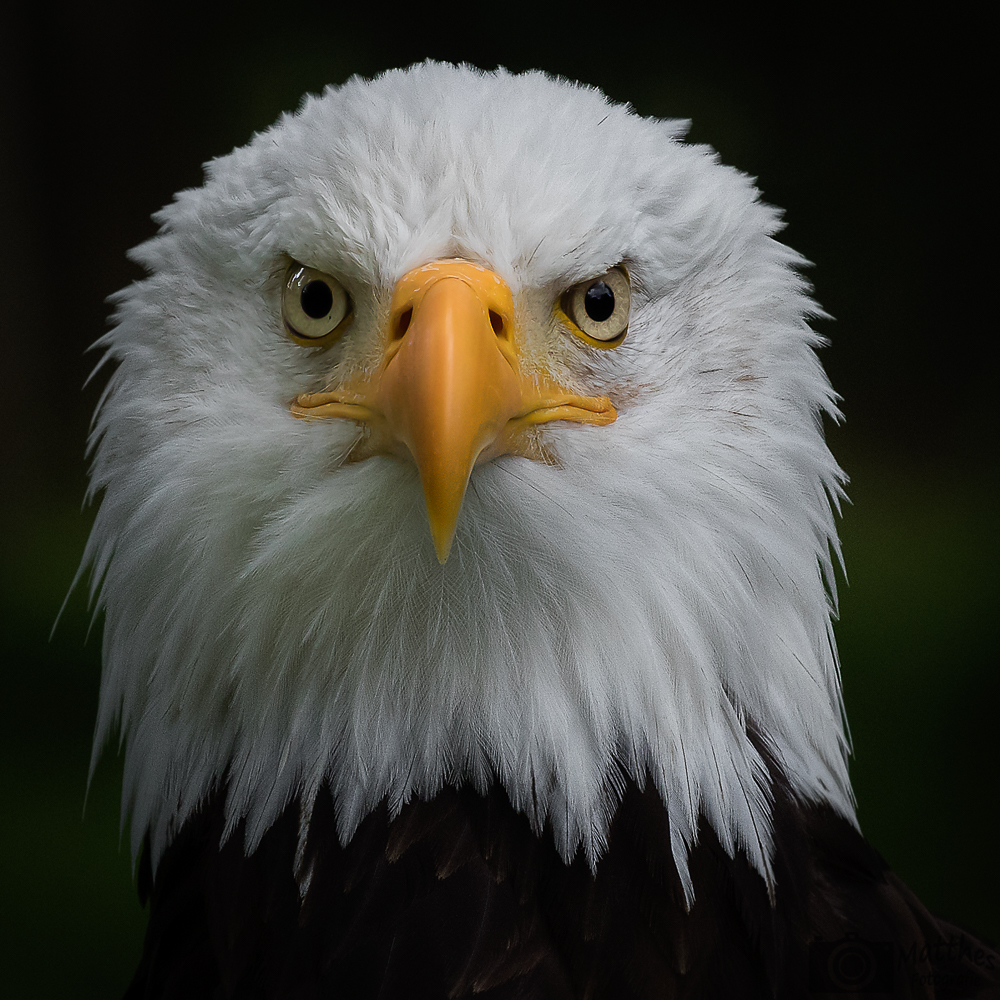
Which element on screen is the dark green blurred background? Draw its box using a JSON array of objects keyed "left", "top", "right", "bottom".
[{"left": 1, "top": 8, "right": 994, "bottom": 998}]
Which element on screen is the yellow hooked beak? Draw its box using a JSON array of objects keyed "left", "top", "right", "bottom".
[{"left": 291, "top": 260, "right": 616, "bottom": 563}]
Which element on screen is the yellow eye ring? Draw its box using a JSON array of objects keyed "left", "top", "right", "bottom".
[{"left": 558, "top": 266, "right": 630, "bottom": 348}]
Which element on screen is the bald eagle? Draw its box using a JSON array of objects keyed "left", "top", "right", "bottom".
[{"left": 83, "top": 63, "right": 999, "bottom": 998}]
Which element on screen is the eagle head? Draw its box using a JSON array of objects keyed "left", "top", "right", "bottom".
[{"left": 84, "top": 62, "right": 850, "bottom": 904}]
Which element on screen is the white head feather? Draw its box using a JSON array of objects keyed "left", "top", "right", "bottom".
[{"left": 84, "top": 62, "right": 852, "bottom": 905}]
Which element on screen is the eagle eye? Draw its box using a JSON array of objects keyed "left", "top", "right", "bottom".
[
  {"left": 282, "top": 264, "right": 352, "bottom": 344},
  {"left": 560, "top": 266, "right": 630, "bottom": 346}
]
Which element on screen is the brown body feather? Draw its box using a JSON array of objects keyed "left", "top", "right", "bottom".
[{"left": 126, "top": 761, "right": 999, "bottom": 999}]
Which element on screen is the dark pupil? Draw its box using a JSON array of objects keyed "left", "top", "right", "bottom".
[
  {"left": 300, "top": 280, "right": 333, "bottom": 319},
  {"left": 584, "top": 281, "right": 615, "bottom": 322}
]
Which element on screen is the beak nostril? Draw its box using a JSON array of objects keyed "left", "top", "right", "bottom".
[
  {"left": 489, "top": 310, "right": 505, "bottom": 337},
  {"left": 395, "top": 308, "right": 413, "bottom": 340}
]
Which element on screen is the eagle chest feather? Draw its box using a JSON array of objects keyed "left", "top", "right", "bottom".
[{"left": 129, "top": 775, "right": 996, "bottom": 999}]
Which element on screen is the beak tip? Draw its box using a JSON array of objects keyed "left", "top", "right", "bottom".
[
  {"left": 423, "top": 474, "right": 467, "bottom": 567},
  {"left": 431, "top": 531, "right": 454, "bottom": 565},
  {"left": 429, "top": 516, "right": 456, "bottom": 565}
]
